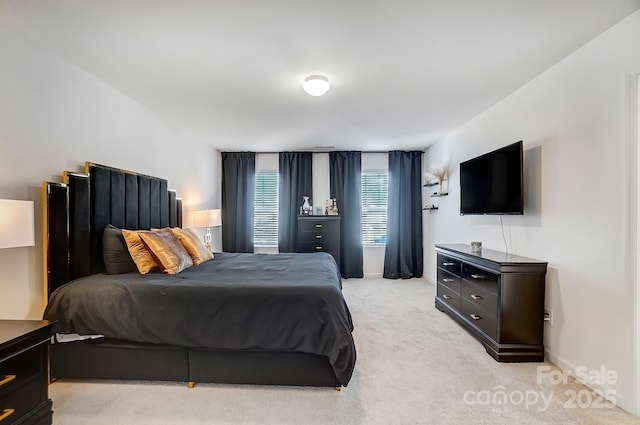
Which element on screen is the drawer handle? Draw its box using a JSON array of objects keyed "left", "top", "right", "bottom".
[
  {"left": 0, "top": 375, "right": 16, "bottom": 387},
  {"left": 315, "top": 224, "right": 323, "bottom": 228},
  {"left": 0, "top": 409, "right": 14, "bottom": 422},
  {"left": 315, "top": 246, "right": 323, "bottom": 250},
  {"left": 470, "top": 314, "right": 482, "bottom": 321},
  {"left": 315, "top": 235, "right": 323, "bottom": 239},
  {"left": 442, "top": 278, "right": 454, "bottom": 283},
  {"left": 470, "top": 274, "right": 486, "bottom": 280},
  {"left": 470, "top": 294, "right": 483, "bottom": 300},
  {"left": 442, "top": 294, "right": 452, "bottom": 300},
  {"left": 442, "top": 262, "right": 455, "bottom": 266}
]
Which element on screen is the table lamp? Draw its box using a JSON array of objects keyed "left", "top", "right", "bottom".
[
  {"left": 0, "top": 199, "right": 35, "bottom": 249},
  {"left": 193, "top": 209, "right": 222, "bottom": 251}
]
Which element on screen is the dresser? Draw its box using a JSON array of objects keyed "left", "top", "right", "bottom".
[
  {"left": 296, "top": 216, "right": 341, "bottom": 272},
  {"left": 0, "top": 320, "right": 54, "bottom": 425},
  {"left": 434, "top": 244, "right": 547, "bottom": 362}
]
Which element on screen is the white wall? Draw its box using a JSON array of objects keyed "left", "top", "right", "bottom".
[
  {"left": 0, "top": 24, "right": 219, "bottom": 319},
  {"left": 423, "top": 11, "right": 640, "bottom": 413}
]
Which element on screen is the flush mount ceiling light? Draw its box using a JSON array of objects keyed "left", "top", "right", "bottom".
[{"left": 303, "top": 75, "right": 330, "bottom": 96}]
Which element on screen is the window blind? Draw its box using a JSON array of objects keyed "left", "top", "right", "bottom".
[
  {"left": 361, "top": 171, "right": 388, "bottom": 244},
  {"left": 254, "top": 172, "right": 279, "bottom": 246}
]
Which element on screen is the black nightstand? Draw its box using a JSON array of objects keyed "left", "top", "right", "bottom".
[{"left": 0, "top": 320, "right": 54, "bottom": 425}]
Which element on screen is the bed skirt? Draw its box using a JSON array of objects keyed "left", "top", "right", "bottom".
[{"left": 50, "top": 339, "right": 341, "bottom": 387}]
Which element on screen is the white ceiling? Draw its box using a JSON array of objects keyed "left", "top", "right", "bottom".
[{"left": 2, "top": 1, "right": 639, "bottom": 151}]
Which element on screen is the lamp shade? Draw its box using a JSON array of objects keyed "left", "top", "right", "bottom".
[
  {"left": 303, "top": 75, "right": 330, "bottom": 96},
  {"left": 0, "top": 199, "right": 35, "bottom": 249},
  {"left": 193, "top": 209, "right": 222, "bottom": 228}
]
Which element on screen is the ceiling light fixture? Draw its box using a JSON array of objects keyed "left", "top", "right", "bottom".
[{"left": 303, "top": 75, "right": 330, "bottom": 96}]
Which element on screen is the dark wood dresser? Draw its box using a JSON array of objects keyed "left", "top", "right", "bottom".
[
  {"left": 0, "top": 320, "right": 54, "bottom": 425},
  {"left": 434, "top": 244, "right": 547, "bottom": 362},
  {"left": 296, "top": 215, "right": 341, "bottom": 272}
]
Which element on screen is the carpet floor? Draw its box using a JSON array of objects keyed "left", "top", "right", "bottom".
[{"left": 50, "top": 278, "right": 640, "bottom": 424}]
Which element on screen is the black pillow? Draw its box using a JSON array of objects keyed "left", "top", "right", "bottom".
[{"left": 102, "top": 224, "right": 137, "bottom": 274}]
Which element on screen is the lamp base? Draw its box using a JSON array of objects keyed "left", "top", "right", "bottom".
[{"left": 204, "top": 228, "right": 212, "bottom": 252}]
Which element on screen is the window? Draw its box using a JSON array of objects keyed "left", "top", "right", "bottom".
[
  {"left": 361, "top": 171, "right": 388, "bottom": 244},
  {"left": 254, "top": 172, "right": 279, "bottom": 246}
]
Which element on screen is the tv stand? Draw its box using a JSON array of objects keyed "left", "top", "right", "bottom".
[{"left": 434, "top": 244, "right": 547, "bottom": 362}]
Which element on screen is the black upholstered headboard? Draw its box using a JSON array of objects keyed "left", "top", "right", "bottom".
[{"left": 43, "top": 162, "right": 182, "bottom": 302}]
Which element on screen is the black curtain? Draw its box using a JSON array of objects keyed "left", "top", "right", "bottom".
[
  {"left": 330, "top": 151, "right": 363, "bottom": 278},
  {"left": 383, "top": 151, "right": 423, "bottom": 279},
  {"left": 278, "top": 152, "right": 313, "bottom": 252},
  {"left": 221, "top": 152, "right": 255, "bottom": 253}
]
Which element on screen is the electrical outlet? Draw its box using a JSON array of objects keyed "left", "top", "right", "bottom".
[{"left": 544, "top": 309, "right": 553, "bottom": 326}]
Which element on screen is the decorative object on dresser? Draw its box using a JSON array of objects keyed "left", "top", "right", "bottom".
[
  {"left": 296, "top": 215, "right": 341, "bottom": 272},
  {"left": 434, "top": 244, "right": 547, "bottom": 362},
  {"left": 325, "top": 198, "right": 338, "bottom": 215},
  {"left": 0, "top": 320, "right": 54, "bottom": 425},
  {"left": 300, "top": 196, "right": 311, "bottom": 215}
]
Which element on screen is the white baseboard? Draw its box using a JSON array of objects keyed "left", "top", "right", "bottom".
[
  {"left": 544, "top": 349, "right": 629, "bottom": 413},
  {"left": 423, "top": 275, "right": 435, "bottom": 285}
]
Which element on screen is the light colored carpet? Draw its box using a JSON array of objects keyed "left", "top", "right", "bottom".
[{"left": 50, "top": 278, "right": 639, "bottom": 424}]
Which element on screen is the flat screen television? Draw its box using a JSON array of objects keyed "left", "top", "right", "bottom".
[{"left": 459, "top": 140, "right": 523, "bottom": 215}]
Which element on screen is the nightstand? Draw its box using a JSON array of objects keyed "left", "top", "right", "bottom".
[{"left": 0, "top": 320, "right": 54, "bottom": 425}]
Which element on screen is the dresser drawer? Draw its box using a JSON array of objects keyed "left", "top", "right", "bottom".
[
  {"left": 437, "top": 254, "right": 462, "bottom": 276},
  {"left": 297, "top": 230, "right": 338, "bottom": 243},
  {"left": 0, "top": 376, "right": 43, "bottom": 425},
  {"left": 461, "top": 283, "right": 499, "bottom": 317},
  {"left": 0, "top": 347, "right": 41, "bottom": 400},
  {"left": 437, "top": 269, "right": 461, "bottom": 295},
  {"left": 297, "top": 240, "right": 339, "bottom": 254},
  {"left": 437, "top": 283, "right": 460, "bottom": 313},
  {"left": 461, "top": 299, "right": 497, "bottom": 339},
  {"left": 462, "top": 264, "right": 499, "bottom": 294},
  {"left": 298, "top": 218, "right": 340, "bottom": 233}
]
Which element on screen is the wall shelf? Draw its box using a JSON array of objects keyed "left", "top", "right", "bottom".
[
  {"left": 423, "top": 206, "right": 439, "bottom": 211},
  {"left": 430, "top": 193, "right": 448, "bottom": 198},
  {"left": 423, "top": 182, "right": 438, "bottom": 187}
]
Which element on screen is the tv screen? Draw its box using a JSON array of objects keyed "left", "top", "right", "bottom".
[{"left": 460, "top": 141, "right": 523, "bottom": 215}]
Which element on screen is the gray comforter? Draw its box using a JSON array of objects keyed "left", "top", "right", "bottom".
[{"left": 44, "top": 252, "right": 356, "bottom": 385}]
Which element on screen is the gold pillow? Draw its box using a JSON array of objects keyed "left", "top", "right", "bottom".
[
  {"left": 171, "top": 227, "right": 214, "bottom": 265},
  {"left": 122, "top": 229, "right": 159, "bottom": 274},
  {"left": 139, "top": 228, "right": 193, "bottom": 275}
]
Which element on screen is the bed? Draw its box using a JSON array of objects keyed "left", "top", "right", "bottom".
[{"left": 42, "top": 162, "right": 356, "bottom": 388}]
